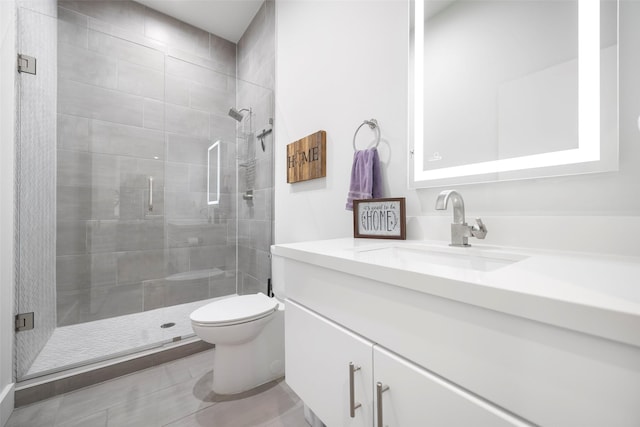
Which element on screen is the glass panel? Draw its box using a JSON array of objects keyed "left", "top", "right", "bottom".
[
  {"left": 162, "top": 55, "right": 238, "bottom": 330},
  {"left": 235, "top": 79, "right": 274, "bottom": 296},
  {"left": 14, "top": 5, "right": 58, "bottom": 380},
  {"left": 24, "top": 15, "right": 169, "bottom": 378},
  {"left": 19, "top": 1, "right": 180, "bottom": 379}
]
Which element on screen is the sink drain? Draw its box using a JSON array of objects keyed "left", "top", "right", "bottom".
[{"left": 160, "top": 322, "right": 176, "bottom": 329}]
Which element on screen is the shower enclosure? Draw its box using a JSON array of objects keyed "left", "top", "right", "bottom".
[{"left": 14, "top": 0, "right": 274, "bottom": 380}]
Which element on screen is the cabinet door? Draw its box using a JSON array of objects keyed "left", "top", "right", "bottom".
[
  {"left": 373, "top": 346, "right": 531, "bottom": 427},
  {"left": 286, "top": 300, "right": 374, "bottom": 427}
]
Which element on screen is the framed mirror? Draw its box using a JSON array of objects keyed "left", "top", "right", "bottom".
[
  {"left": 409, "top": 0, "right": 618, "bottom": 188},
  {"left": 207, "top": 140, "right": 220, "bottom": 205}
]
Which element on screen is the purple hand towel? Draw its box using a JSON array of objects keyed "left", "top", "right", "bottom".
[{"left": 345, "top": 148, "right": 383, "bottom": 210}]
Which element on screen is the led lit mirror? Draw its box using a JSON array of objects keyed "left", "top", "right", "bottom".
[
  {"left": 207, "top": 141, "right": 220, "bottom": 205},
  {"left": 409, "top": 0, "right": 618, "bottom": 188}
]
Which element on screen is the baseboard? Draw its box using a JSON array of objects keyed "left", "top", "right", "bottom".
[{"left": 0, "top": 382, "right": 15, "bottom": 427}]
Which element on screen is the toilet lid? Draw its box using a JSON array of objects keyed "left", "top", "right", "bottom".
[{"left": 190, "top": 294, "right": 278, "bottom": 325}]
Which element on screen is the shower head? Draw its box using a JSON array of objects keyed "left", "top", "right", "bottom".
[{"left": 228, "top": 107, "right": 250, "bottom": 122}]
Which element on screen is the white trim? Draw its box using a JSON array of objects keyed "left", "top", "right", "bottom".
[{"left": 0, "top": 382, "right": 15, "bottom": 427}]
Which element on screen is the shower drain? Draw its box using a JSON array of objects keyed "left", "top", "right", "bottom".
[{"left": 160, "top": 322, "right": 176, "bottom": 329}]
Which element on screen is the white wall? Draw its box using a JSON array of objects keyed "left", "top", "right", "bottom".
[
  {"left": 275, "top": 0, "right": 640, "bottom": 257},
  {"left": 0, "top": 0, "right": 16, "bottom": 423},
  {"left": 275, "top": 0, "right": 409, "bottom": 243}
]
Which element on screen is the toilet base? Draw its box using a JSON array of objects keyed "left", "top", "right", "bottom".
[{"left": 212, "top": 308, "right": 284, "bottom": 395}]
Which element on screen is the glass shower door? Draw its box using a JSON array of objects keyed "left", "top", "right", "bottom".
[
  {"left": 235, "top": 78, "right": 274, "bottom": 296},
  {"left": 156, "top": 55, "right": 239, "bottom": 341},
  {"left": 54, "top": 25, "right": 169, "bottom": 374},
  {"left": 16, "top": 3, "right": 172, "bottom": 378},
  {"left": 16, "top": 0, "right": 272, "bottom": 380}
]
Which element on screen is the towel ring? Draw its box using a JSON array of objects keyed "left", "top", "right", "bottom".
[{"left": 352, "top": 119, "right": 380, "bottom": 151}]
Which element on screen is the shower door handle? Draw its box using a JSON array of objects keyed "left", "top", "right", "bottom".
[{"left": 148, "top": 176, "right": 153, "bottom": 212}]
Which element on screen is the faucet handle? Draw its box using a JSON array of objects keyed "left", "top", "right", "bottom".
[{"left": 471, "top": 217, "right": 487, "bottom": 239}]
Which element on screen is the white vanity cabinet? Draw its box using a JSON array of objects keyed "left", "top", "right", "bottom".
[
  {"left": 273, "top": 239, "right": 640, "bottom": 426},
  {"left": 287, "top": 300, "right": 528, "bottom": 427},
  {"left": 286, "top": 300, "right": 373, "bottom": 427}
]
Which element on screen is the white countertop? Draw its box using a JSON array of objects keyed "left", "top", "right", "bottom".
[{"left": 272, "top": 238, "right": 640, "bottom": 348}]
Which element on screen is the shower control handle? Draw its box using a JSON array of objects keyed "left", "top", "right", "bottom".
[
  {"left": 349, "top": 362, "right": 362, "bottom": 418},
  {"left": 148, "top": 176, "right": 153, "bottom": 212}
]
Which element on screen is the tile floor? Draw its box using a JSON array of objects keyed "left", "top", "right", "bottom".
[{"left": 8, "top": 349, "right": 307, "bottom": 427}]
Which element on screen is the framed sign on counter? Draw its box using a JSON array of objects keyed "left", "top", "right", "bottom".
[{"left": 353, "top": 197, "right": 406, "bottom": 240}]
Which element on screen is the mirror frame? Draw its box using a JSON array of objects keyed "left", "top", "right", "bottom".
[{"left": 409, "top": 0, "right": 618, "bottom": 188}]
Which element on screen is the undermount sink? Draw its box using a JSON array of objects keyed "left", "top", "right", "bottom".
[{"left": 355, "top": 244, "right": 527, "bottom": 272}]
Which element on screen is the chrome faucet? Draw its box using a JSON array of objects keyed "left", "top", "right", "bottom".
[{"left": 435, "top": 190, "right": 487, "bottom": 247}]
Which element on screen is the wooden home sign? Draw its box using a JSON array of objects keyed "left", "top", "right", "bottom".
[{"left": 287, "top": 130, "right": 326, "bottom": 183}]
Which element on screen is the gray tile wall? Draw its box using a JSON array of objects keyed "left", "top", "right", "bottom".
[
  {"left": 237, "top": 0, "right": 275, "bottom": 91},
  {"left": 236, "top": 0, "right": 275, "bottom": 295},
  {"left": 56, "top": 0, "right": 239, "bottom": 327}
]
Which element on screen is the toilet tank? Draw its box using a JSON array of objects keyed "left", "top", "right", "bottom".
[{"left": 271, "top": 248, "right": 286, "bottom": 299}]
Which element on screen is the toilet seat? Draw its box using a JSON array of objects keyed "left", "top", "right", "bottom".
[{"left": 190, "top": 294, "right": 278, "bottom": 326}]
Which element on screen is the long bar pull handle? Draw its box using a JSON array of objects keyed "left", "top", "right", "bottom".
[
  {"left": 349, "top": 362, "right": 362, "bottom": 418},
  {"left": 148, "top": 176, "right": 153, "bottom": 212},
  {"left": 376, "top": 382, "right": 389, "bottom": 427}
]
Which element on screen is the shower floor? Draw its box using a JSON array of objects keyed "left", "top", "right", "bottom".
[{"left": 26, "top": 296, "right": 227, "bottom": 378}]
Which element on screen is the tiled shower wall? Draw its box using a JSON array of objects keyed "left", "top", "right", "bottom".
[
  {"left": 55, "top": 0, "right": 238, "bottom": 326},
  {"left": 236, "top": 0, "right": 275, "bottom": 295}
]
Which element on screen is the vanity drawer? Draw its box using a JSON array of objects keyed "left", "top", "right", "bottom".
[
  {"left": 373, "top": 345, "right": 530, "bottom": 427},
  {"left": 280, "top": 257, "right": 640, "bottom": 427}
]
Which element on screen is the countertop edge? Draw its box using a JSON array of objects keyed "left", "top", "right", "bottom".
[{"left": 272, "top": 239, "right": 640, "bottom": 348}]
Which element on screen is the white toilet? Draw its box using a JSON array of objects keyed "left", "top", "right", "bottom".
[{"left": 190, "top": 292, "right": 285, "bottom": 395}]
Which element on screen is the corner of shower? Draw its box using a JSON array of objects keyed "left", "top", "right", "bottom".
[{"left": 13, "top": 0, "right": 274, "bottom": 389}]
